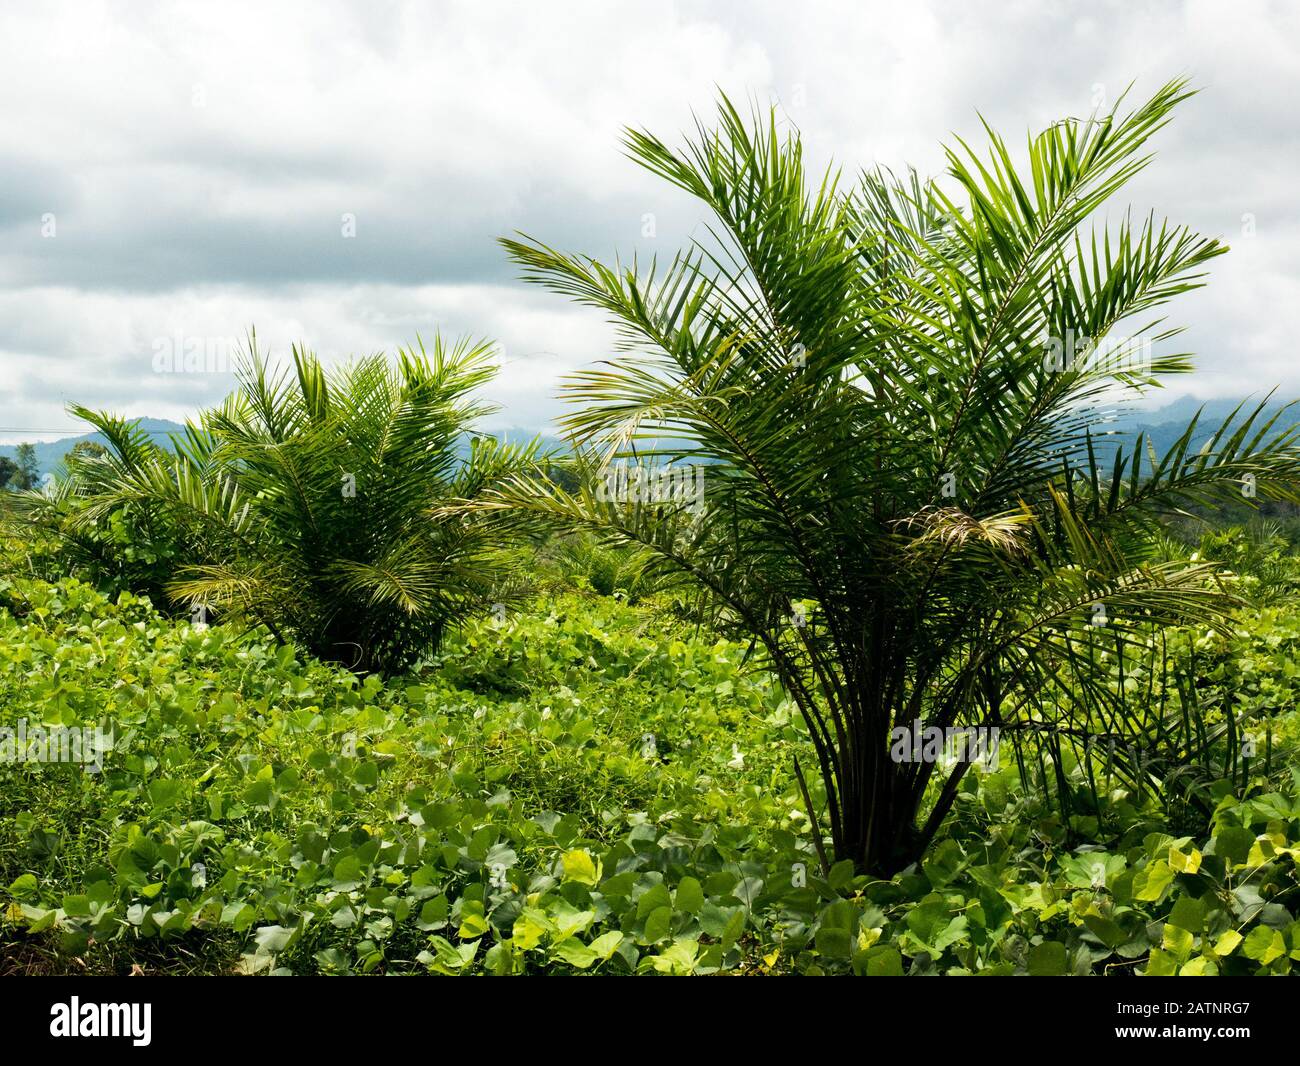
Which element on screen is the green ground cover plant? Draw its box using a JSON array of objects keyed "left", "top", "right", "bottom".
[{"left": 4, "top": 570, "right": 1300, "bottom": 976}]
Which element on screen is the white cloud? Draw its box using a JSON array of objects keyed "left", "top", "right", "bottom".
[
  {"left": 0, "top": 282, "right": 616, "bottom": 434},
  {"left": 1, "top": 0, "right": 1297, "bottom": 441}
]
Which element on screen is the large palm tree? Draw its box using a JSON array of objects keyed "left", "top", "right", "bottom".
[
  {"left": 34, "top": 334, "right": 540, "bottom": 674},
  {"left": 487, "top": 81, "right": 1300, "bottom": 874}
]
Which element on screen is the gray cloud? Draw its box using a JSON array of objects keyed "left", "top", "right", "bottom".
[{"left": 1, "top": 0, "right": 1297, "bottom": 440}]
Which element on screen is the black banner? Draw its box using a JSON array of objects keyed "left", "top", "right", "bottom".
[{"left": 0, "top": 975, "right": 1291, "bottom": 1051}]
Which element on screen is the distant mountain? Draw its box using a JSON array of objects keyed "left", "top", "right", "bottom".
[
  {"left": 1101, "top": 394, "right": 1300, "bottom": 459},
  {"left": 0, "top": 420, "right": 568, "bottom": 480},
  {"left": 489, "top": 428, "right": 570, "bottom": 456},
  {"left": 6, "top": 397, "right": 1297, "bottom": 482},
  {"left": 0, "top": 419, "right": 186, "bottom": 479}
]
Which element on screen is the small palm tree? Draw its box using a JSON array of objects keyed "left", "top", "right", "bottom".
[
  {"left": 489, "top": 81, "right": 1300, "bottom": 874},
  {"left": 42, "top": 334, "right": 540, "bottom": 674},
  {"left": 10, "top": 417, "right": 187, "bottom": 602}
]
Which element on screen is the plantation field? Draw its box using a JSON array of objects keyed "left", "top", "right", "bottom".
[
  {"left": 5, "top": 80, "right": 1300, "bottom": 987},
  {"left": 5, "top": 570, "right": 1300, "bottom": 976}
]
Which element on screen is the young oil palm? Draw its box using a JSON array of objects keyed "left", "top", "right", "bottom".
[
  {"left": 46, "top": 334, "right": 541, "bottom": 674},
  {"left": 489, "top": 82, "right": 1300, "bottom": 874}
]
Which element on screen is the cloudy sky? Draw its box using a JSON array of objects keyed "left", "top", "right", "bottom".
[{"left": 1, "top": 0, "right": 1296, "bottom": 441}]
